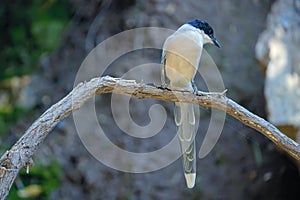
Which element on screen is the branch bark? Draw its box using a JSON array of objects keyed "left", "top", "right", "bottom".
[{"left": 1, "top": 75, "right": 299, "bottom": 199}]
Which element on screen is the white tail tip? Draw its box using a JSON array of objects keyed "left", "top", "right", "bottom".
[{"left": 184, "top": 173, "right": 196, "bottom": 188}]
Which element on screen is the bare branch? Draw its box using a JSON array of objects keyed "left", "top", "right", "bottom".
[{"left": 1, "top": 75, "right": 299, "bottom": 199}]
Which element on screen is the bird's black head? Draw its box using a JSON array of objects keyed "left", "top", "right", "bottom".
[{"left": 187, "top": 19, "right": 220, "bottom": 48}]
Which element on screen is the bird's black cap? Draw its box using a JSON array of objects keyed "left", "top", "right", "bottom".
[{"left": 187, "top": 19, "right": 220, "bottom": 48}]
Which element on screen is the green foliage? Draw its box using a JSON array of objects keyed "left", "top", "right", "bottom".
[
  {"left": 0, "top": 0, "right": 71, "bottom": 81},
  {"left": 0, "top": 105, "right": 29, "bottom": 137},
  {"left": 7, "top": 159, "right": 62, "bottom": 200},
  {"left": 0, "top": 3, "right": 69, "bottom": 197},
  {"left": 0, "top": 0, "right": 72, "bottom": 138}
]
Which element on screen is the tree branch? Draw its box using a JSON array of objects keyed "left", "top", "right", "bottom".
[{"left": 1, "top": 75, "right": 299, "bottom": 199}]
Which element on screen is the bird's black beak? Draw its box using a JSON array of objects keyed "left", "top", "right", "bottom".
[{"left": 210, "top": 35, "right": 221, "bottom": 48}]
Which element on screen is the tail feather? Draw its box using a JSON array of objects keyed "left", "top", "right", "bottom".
[{"left": 175, "top": 102, "right": 196, "bottom": 188}]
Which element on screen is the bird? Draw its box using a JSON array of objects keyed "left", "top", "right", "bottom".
[{"left": 161, "top": 19, "right": 220, "bottom": 188}]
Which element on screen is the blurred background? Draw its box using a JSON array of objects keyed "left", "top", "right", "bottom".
[{"left": 1, "top": 0, "right": 300, "bottom": 199}]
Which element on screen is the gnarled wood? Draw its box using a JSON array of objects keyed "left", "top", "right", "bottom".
[{"left": 1, "top": 76, "right": 299, "bottom": 199}]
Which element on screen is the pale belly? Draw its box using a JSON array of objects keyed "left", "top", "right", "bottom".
[
  {"left": 165, "top": 52, "right": 199, "bottom": 88},
  {"left": 164, "top": 32, "right": 202, "bottom": 88}
]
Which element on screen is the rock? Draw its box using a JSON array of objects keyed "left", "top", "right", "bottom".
[{"left": 255, "top": 0, "right": 300, "bottom": 141}]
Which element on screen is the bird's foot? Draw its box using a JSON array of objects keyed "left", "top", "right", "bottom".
[
  {"left": 158, "top": 84, "right": 171, "bottom": 91},
  {"left": 191, "top": 80, "right": 199, "bottom": 95}
]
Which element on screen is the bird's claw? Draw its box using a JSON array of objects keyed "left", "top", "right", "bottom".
[
  {"left": 158, "top": 84, "right": 171, "bottom": 91},
  {"left": 191, "top": 80, "right": 199, "bottom": 95}
]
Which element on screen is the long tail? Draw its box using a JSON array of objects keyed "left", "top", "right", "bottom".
[{"left": 175, "top": 102, "right": 196, "bottom": 188}]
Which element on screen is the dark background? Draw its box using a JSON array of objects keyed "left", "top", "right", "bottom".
[{"left": 1, "top": 0, "right": 300, "bottom": 199}]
